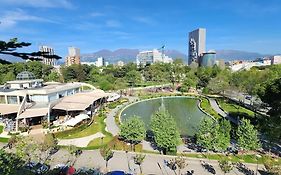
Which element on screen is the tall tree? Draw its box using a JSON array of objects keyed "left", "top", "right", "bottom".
[
  {"left": 196, "top": 118, "right": 217, "bottom": 151},
  {"left": 100, "top": 146, "right": 114, "bottom": 170},
  {"left": 236, "top": 118, "right": 260, "bottom": 151},
  {"left": 216, "top": 119, "right": 231, "bottom": 151},
  {"left": 257, "top": 77, "right": 281, "bottom": 143},
  {"left": 150, "top": 107, "right": 181, "bottom": 154},
  {"left": 120, "top": 116, "right": 146, "bottom": 151},
  {"left": 0, "top": 38, "right": 61, "bottom": 61},
  {"left": 218, "top": 158, "right": 233, "bottom": 175},
  {"left": 133, "top": 154, "right": 146, "bottom": 174}
]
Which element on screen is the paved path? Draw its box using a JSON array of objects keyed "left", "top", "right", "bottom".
[
  {"left": 209, "top": 98, "right": 238, "bottom": 124},
  {"left": 106, "top": 96, "right": 138, "bottom": 136},
  {"left": 48, "top": 149, "right": 265, "bottom": 175},
  {"left": 58, "top": 132, "right": 104, "bottom": 147}
]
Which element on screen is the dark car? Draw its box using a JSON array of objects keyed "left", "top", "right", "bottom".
[
  {"left": 49, "top": 147, "right": 59, "bottom": 155},
  {"left": 75, "top": 149, "right": 83, "bottom": 156}
]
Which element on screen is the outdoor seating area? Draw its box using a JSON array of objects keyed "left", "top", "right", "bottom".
[{"left": 0, "top": 117, "right": 16, "bottom": 132}]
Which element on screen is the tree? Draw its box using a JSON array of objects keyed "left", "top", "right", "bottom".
[
  {"left": 67, "top": 145, "right": 79, "bottom": 166},
  {"left": 196, "top": 118, "right": 217, "bottom": 151},
  {"left": 263, "top": 156, "right": 281, "bottom": 175},
  {"left": 150, "top": 107, "right": 181, "bottom": 154},
  {"left": 0, "top": 150, "right": 25, "bottom": 175},
  {"left": 125, "top": 70, "right": 142, "bottom": 87},
  {"left": 133, "top": 154, "right": 146, "bottom": 174},
  {"left": 175, "top": 156, "right": 188, "bottom": 175},
  {"left": 0, "top": 38, "right": 61, "bottom": 61},
  {"left": 258, "top": 78, "right": 281, "bottom": 142},
  {"left": 216, "top": 119, "right": 231, "bottom": 151},
  {"left": 2, "top": 71, "right": 15, "bottom": 82},
  {"left": 47, "top": 72, "right": 60, "bottom": 82},
  {"left": 218, "top": 158, "right": 233, "bottom": 175},
  {"left": 120, "top": 116, "right": 146, "bottom": 151},
  {"left": 236, "top": 118, "right": 260, "bottom": 151},
  {"left": 100, "top": 146, "right": 114, "bottom": 170}
]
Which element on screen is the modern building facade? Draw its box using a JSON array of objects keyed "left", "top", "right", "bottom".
[
  {"left": 65, "top": 47, "right": 81, "bottom": 66},
  {"left": 0, "top": 71, "right": 110, "bottom": 132},
  {"left": 188, "top": 28, "right": 206, "bottom": 65},
  {"left": 39, "top": 46, "right": 56, "bottom": 66},
  {"left": 136, "top": 49, "right": 173, "bottom": 66},
  {"left": 271, "top": 55, "right": 281, "bottom": 65},
  {"left": 201, "top": 50, "right": 216, "bottom": 67},
  {"left": 95, "top": 57, "right": 105, "bottom": 67}
]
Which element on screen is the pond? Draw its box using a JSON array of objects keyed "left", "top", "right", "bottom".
[{"left": 120, "top": 96, "right": 209, "bottom": 136}]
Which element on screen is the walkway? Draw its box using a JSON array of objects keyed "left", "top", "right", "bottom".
[
  {"left": 106, "top": 96, "right": 138, "bottom": 136},
  {"left": 48, "top": 149, "right": 264, "bottom": 175},
  {"left": 209, "top": 98, "right": 238, "bottom": 124},
  {"left": 58, "top": 132, "right": 104, "bottom": 147}
]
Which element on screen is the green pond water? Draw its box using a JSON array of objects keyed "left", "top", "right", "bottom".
[{"left": 120, "top": 96, "right": 209, "bottom": 136}]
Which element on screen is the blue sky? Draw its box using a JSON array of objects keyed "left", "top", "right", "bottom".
[{"left": 0, "top": 0, "right": 280, "bottom": 56}]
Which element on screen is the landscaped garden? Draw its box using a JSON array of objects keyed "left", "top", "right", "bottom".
[{"left": 216, "top": 98, "right": 256, "bottom": 118}]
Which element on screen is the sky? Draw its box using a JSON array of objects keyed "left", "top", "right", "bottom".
[{"left": 0, "top": 0, "right": 280, "bottom": 57}]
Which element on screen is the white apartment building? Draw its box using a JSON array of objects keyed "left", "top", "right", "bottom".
[
  {"left": 39, "top": 46, "right": 56, "bottom": 66},
  {"left": 136, "top": 49, "right": 173, "bottom": 66}
]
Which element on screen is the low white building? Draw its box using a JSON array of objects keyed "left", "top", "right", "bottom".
[
  {"left": 0, "top": 71, "right": 110, "bottom": 132},
  {"left": 136, "top": 49, "right": 173, "bottom": 66},
  {"left": 271, "top": 55, "right": 281, "bottom": 65}
]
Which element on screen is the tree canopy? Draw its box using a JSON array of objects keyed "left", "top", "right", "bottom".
[{"left": 150, "top": 107, "right": 181, "bottom": 154}]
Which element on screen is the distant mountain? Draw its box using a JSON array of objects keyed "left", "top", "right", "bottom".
[
  {"left": 215, "top": 50, "right": 267, "bottom": 61},
  {"left": 81, "top": 49, "right": 187, "bottom": 63},
  {"left": 82, "top": 49, "right": 272, "bottom": 63},
  {"left": 0, "top": 54, "right": 23, "bottom": 63}
]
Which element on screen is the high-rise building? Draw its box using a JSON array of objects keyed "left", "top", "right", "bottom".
[
  {"left": 65, "top": 47, "right": 81, "bottom": 66},
  {"left": 188, "top": 28, "right": 206, "bottom": 65},
  {"left": 39, "top": 46, "right": 56, "bottom": 66},
  {"left": 95, "top": 57, "right": 105, "bottom": 67},
  {"left": 136, "top": 49, "right": 173, "bottom": 66}
]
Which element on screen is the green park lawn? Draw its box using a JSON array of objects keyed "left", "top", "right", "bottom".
[
  {"left": 0, "top": 125, "right": 3, "bottom": 134},
  {"left": 55, "top": 115, "right": 105, "bottom": 139},
  {"left": 200, "top": 98, "right": 221, "bottom": 119},
  {"left": 217, "top": 98, "right": 255, "bottom": 118}
]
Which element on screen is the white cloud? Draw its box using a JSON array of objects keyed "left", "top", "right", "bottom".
[
  {"left": 132, "top": 16, "right": 155, "bottom": 25},
  {"left": 0, "top": 0, "right": 74, "bottom": 9},
  {"left": 105, "top": 20, "right": 121, "bottom": 28},
  {"left": 0, "top": 9, "right": 56, "bottom": 29},
  {"left": 90, "top": 12, "right": 105, "bottom": 17}
]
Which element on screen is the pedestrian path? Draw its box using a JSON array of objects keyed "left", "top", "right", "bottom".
[
  {"left": 106, "top": 96, "right": 138, "bottom": 136},
  {"left": 208, "top": 98, "right": 238, "bottom": 124},
  {"left": 58, "top": 132, "right": 104, "bottom": 147}
]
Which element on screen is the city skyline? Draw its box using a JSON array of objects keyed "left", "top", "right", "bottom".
[{"left": 0, "top": 0, "right": 281, "bottom": 57}]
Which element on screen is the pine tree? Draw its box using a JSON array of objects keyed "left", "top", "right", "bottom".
[{"left": 237, "top": 118, "right": 260, "bottom": 151}]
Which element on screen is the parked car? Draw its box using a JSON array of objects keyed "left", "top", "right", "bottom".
[
  {"left": 49, "top": 146, "right": 59, "bottom": 155},
  {"left": 75, "top": 149, "right": 83, "bottom": 156}
]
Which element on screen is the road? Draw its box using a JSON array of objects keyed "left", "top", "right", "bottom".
[{"left": 47, "top": 149, "right": 265, "bottom": 175}]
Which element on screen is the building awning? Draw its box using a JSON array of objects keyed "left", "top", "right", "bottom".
[
  {"left": 53, "top": 89, "right": 110, "bottom": 112},
  {"left": 0, "top": 104, "right": 19, "bottom": 115},
  {"left": 62, "top": 114, "right": 90, "bottom": 127},
  {"left": 17, "top": 108, "right": 48, "bottom": 119}
]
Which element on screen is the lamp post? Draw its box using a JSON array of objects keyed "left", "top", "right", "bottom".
[{"left": 256, "top": 154, "right": 262, "bottom": 175}]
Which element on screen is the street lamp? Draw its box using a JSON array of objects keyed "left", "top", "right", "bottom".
[{"left": 255, "top": 154, "right": 262, "bottom": 175}]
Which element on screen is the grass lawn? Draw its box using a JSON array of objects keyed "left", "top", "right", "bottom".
[
  {"left": 55, "top": 115, "right": 106, "bottom": 139},
  {"left": 0, "top": 137, "right": 9, "bottom": 143},
  {"left": 200, "top": 98, "right": 221, "bottom": 119},
  {"left": 0, "top": 125, "right": 3, "bottom": 134},
  {"left": 217, "top": 98, "right": 255, "bottom": 118}
]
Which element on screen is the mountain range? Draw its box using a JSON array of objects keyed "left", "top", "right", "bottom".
[
  {"left": 81, "top": 49, "right": 270, "bottom": 63},
  {"left": 1, "top": 49, "right": 273, "bottom": 64}
]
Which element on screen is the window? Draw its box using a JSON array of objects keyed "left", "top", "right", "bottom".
[
  {"left": 7, "top": 96, "right": 18, "bottom": 104},
  {"left": 0, "top": 95, "right": 5, "bottom": 104}
]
